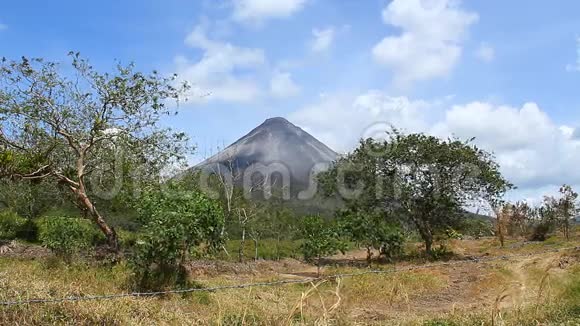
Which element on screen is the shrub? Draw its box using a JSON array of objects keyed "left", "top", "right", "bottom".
[
  {"left": 529, "top": 221, "right": 554, "bottom": 242},
  {"left": 378, "top": 231, "right": 405, "bottom": 261},
  {"left": 117, "top": 229, "right": 139, "bottom": 249},
  {"left": 337, "top": 210, "right": 405, "bottom": 264},
  {"left": 0, "top": 210, "right": 27, "bottom": 240},
  {"left": 445, "top": 228, "right": 463, "bottom": 240},
  {"left": 430, "top": 244, "right": 453, "bottom": 261},
  {"left": 36, "top": 216, "right": 96, "bottom": 258},
  {"left": 130, "top": 186, "right": 225, "bottom": 290},
  {"left": 299, "top": 216, "right": 346, "bottom": 275}
]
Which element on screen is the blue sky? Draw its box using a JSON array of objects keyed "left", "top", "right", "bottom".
[{"left": 2, "top": 0, "right": 580, "bottom": 201}]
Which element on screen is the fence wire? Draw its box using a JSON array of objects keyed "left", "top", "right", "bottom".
[{"left": 0, "top": 245, "right": 578, "bottom": 307}]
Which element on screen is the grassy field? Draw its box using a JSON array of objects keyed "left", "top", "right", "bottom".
[{"left": 0, "top": 234, "right": 579, "bottom": 325}]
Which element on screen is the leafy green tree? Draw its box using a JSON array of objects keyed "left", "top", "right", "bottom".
[
  {"left": 0, "top": 179, "right": 62, "bottom": 220},
  {"left": 131, "top": 184, "right": 225, "bottom": 290},
  {"left": 320, "top": 130, "right": 512, "bottom": 255},
  {"left": 299, "top": 216, "right": 346, "bottom": 276},
  {"left": 338, "top": 209, "right": 403, "bottom": 265},
  {"left": 0, "top": 54, "right": 191, "bottom": 252}
]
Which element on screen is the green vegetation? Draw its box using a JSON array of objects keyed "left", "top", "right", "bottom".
[
  {"left": 338, "top": 209, "right": 404, "bottom": 264},
  {"left": 0, "top": 54, "right": 579, "bottom": 324},
  {"left": 36, "top": 216, "right": 99, "bottom": 259},
  {"left": 0, "top": 54, "right": 192, "bottom": 251},
  {"left": 131, "top": 184, "right": 225, "bottom": 290},
  {"left": 0, "top": 210, "right": 26, "bottom": 240},
  {"left": 299, "top": 216, "right": 346, "bottom": 275}
]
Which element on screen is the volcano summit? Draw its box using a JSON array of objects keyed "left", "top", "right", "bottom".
[{"left": 193, "top": 117, "right": 339, "bottom": 199}]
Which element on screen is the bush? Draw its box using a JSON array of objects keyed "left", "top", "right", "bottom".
[
  {"left": 378, "top": 231, "right": 405, "bottom": 260},
  {"left": 337, "top": 210, "right": 405, "bottom": 264},
  {"left": 299, "top": 216, "right": 346, "bottom": 275},
  {"left": 430, "top": 244, "right": 453, "bottom": 261},
  {"left": 130, "top": 186, "right": 225, "bottom": 291},
  {"left": 117, "top": 229, "right": 139, "bottom": 249},
  {"left": 529, "top": 221, "right": 554, "bottom": 241},
  {"left": 36, "top": 216, "right": 96, "bottom": 258},
  {"left": 0, "top": 210, "right": 27, "bottom": 240},
  {"left": 445, "top": 228, "right": 463, "bottom": 240}
]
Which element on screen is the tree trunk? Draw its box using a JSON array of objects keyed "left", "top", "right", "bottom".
[
  {"left": 412, "top": 216, "right": 434, "bottom": 256},
  {"left": 417, "top": 225, "right": 433, "bottom": 255},
  {"left": 253, "top": 238, "right": 258, "bottom": 261},
  {"left": 239, "top": 227, "right": 246, "bottom": 263},
  {"left": 497, "top": 219, "right": 505, "bottom": 248},
  {"left": 317, "top": 255, "right": 322, "bottom": 277},
  {"left": 366, "top": 246, "right": 373, "bottom": 267},
  {"left": 76, "top": 189, "right": 119, "bottom": 253},
  {"left": 425, "top": 236, "right": 433, "bottom": 255},
  {"left": 275, "top": 234, "right": 281, "bottom": 261}
]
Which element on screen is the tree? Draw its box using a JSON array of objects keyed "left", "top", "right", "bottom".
[
  {"left": 493, "top": 204, "right": 510, "bottom": 248},
  {"left": 0, "top": 179, "right": 62, "bottom": 220},
  {"left": 299, "top": 216, "right": 346, "bottom": 276},
  {"left": 387, "top": 132, "right": 512, "bottom": 254},
  {"left": 528, "top": 196, "right": 559, "bottom": 241},
  {"left": 320, "top": 130, "right": 512, "bottom": 255},
  {"left": 507, "top": 201, "right": 533, "bottom": 237},
  {"left": 556, "top": 185, "right": 578, "bottom": 240},
  {"left": 337, "top": 209, "right": 403, "bottom": 265},
  {"left": 0, "top": 54, "right": 191, "bottom": 252},
  {"left": 132, "top": 183, "right": 225, "bottom": 290},
  {"left": 259, "top": 203, "right": 297, "bottom": 260}
]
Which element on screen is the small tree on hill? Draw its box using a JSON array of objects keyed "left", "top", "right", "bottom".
[{"left": 0, "top": 54, "right": 191, "bottom": 252}]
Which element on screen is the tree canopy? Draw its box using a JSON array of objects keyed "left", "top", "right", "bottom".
[
  {"left": 320, "top": 130, "right": 513, "bottom": 254},
  {"left": 0, "top": 53, "right": 192, "bottom": 251}
]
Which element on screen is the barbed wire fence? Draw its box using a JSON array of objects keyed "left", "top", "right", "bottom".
[{"left": 0, "top": 246, "right": 578, "bottom": 307}]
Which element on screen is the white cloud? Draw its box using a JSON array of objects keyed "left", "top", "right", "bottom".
[
  {"left": 310, "top": 27, "right": 335, "bottom": 52},
  {"left": 290, "top": 91, "right": 580, "bottom": 200},
  {"left": 290, "top": 91, "right": 433, "bottom": 152},
  {"left": 573, "top": 128, "right": 580, "bottom": 140},
  {"left": 270, "top": 71, "right": 301, "bottom": 98},
  {"left": 565, "top": 37, "right": 580, "bottom": 72},
  {"left": 0, "top": 23, "right": 6, "bottom": 31},
  {"left": 432, "top": 102, "right": 580, "bottom": 190},
  {"left": 432, "top": 102, "right": 553, "bottom": 151},
  {"left": 177, "top": 25, "right": 266, "bottom": 103},
  {"left": 475, "top": 42, "right": 495, "bottom": 63},
  {"left": 231, "top": 0, "right": 308, "bottom": 24},
  {"left": 372, "top": 0, "right": 478, "bottom": 87}
]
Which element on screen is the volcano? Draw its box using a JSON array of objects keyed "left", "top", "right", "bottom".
[{"left": 193, "top": 117, "right": 338, "bottom": 199}]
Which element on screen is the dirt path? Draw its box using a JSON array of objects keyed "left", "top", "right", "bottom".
[{"left": 273, "top": 246, "right": 578, "bottom": 320}]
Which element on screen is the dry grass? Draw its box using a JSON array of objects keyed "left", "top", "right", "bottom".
[{"left": 0, "top": 234, "right": 578, "bottom": 325}]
